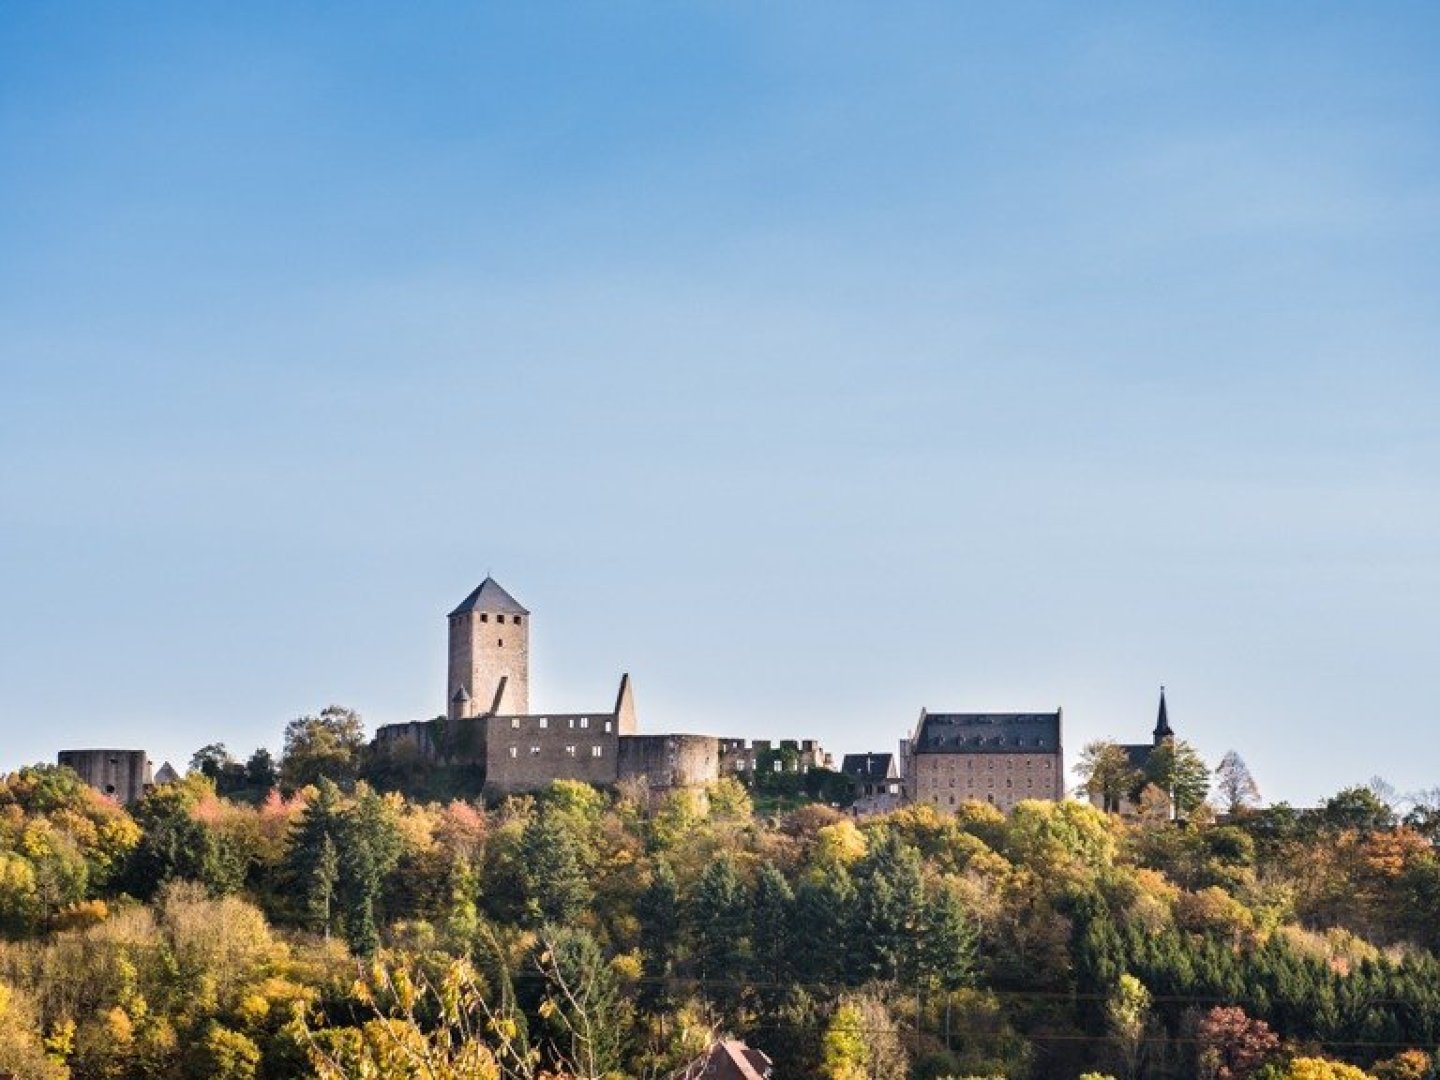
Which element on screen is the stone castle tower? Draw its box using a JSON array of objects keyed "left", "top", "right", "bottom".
[{"left": 447, "top": 577, "right": 529, "bottom": 720}]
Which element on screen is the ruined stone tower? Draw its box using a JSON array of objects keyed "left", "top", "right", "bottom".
[{"left": 447, "top": 577, "right": 529, "bottom": 720}]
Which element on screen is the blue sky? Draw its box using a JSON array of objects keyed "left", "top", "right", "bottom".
[{"left": 3, "top": 3, "right": 1437, "bottom": 805}]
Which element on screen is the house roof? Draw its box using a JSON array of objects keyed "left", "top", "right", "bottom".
[
  {"left": 840, "top": 753, "right": 898, "bottom": 779},
  {"left": 912, "top": 712, "right": 1062, "bottom": 755},
  {"left": 700, "top": 1040, "right": 773, "bottom": 1080},
  {"left": 448, "top": 577, "right": 529, "bottom": 617}
]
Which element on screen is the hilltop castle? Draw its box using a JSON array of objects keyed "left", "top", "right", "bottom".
[{"left": 374, "top": 578, "right": 829, "bottom": 796}]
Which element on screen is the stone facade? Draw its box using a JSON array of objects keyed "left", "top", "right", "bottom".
[
  {"left": 57, "top": 749, "right": 153, "bottom": 805},
  {"left": 906, "top": 710, "right": 1064, "bottom": 813},
  {"left": 617, "top": 734, "right": 722, "bottom": 790}
]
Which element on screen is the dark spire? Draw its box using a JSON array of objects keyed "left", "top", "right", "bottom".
[
  {"left": 448, "top": 576, "right": 529, "bottom": 617},
  {"left": 1153, "top": 686, "right": 1173, "bottom": 744}
]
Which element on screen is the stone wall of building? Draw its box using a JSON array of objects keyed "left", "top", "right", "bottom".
[
  {"left": 910, "top": 750, "right": 1062, "bottom": 813},
  {"left": 617, "top": 734, "right": 721, "bottom": 790},
  {"left": 482, "top": 712, "right": 620, "bottom": 796},
  {"left": 718, "top": 737, "right": 831, "bottom": 777},
  {"left": 449, "top": 607, "right": 529, "bottom": 719},
  {"left": 57, "top": 749, "right": 153, "bottom": 805}
]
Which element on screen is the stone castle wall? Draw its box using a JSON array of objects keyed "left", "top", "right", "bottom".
[
  {"left": 57, "top": 749, "right": 152, "bottom": 805},
  {"left": 482, "top": 713, "right": 620, "bottom": 796},
  {"left": 617, "top": 734, "right": 722, "bottom": 789}
]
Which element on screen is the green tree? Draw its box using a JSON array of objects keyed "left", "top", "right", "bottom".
[
  {"left": 750, "top": 861, "right": 795, "bottom": 988},
  {"left": 1139, "top": 737, "right": 1210, "bottom": 818},
  {"left": 852, "top": 830, "right": 926, "bottom": 982},
  {"left": 1076, "top": 740, "right": 1139, "bottom": 813},
  {"left": 280, "top": 705, "right": 366, "bottom": 792},
  {"left": 691, "top": 855, "right": 751, "bottom": 991},
  {"left": 518, "top": 804, "right": 592, "bottom": 927}
]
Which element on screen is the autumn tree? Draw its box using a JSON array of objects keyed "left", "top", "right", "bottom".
[
  {"left": 1194, "top": 1005, "right": 1280, "bottom": 1080},
  {"left": 1214, "top": 751, "right": 1262, "bottom": 815}
]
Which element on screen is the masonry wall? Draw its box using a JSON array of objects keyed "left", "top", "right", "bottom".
[
  {"left": 911, "top": 750, "right": 1063, "bottom": 813},
  {"left": 617, "top": 734, "right": 721, "bottom": 789},
  {"left": 483, "top": 712, "right": 620, "bottom": 796},
  {"left": 449, "top": 607, "right": 529, "bottom": 719},
  {"left": 58, "top": 749, "right": 152, "bottom": 805}
]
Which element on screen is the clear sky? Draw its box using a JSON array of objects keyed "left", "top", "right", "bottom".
[{"left": 3, "top": 3, "right": 1437, "bottom": 806}]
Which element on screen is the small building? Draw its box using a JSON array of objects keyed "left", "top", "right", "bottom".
[
  {"left": 841, "top": 753, "right": 902, "bottom": 798},
  {"left": 1089, "top": 688, "right": 1176, "bottom": 815},
  {"left": 695, "top": 1039, "right": 773, "bottom": 1080},
  {"left": 57, "top": 749, "right": 154, "bottom": 804},
  {"left": 906, "top": 709, "right": 1064, "bottom": 813}
]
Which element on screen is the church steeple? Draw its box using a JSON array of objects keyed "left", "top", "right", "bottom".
[{"left": 1153, "top": 686, "right": 1173, "bottom": 745}]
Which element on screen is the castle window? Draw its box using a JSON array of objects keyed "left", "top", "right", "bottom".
[
  {"left": 480, "top": 613, "right": 488, "bottom": 622},
  {"left": 773, "top": 760, "right": 783, "bottom": 772},
  {"left": 539, "top": 718, "right": 548, "bottom": 729},
  {"left": 604, "top": 720, "right": 612, "bottom": 733},
  {"left": 580, "top": 717, "right": 589, "bottom": 729},
  {"left": 591, "top": 745, "right": 603, "bottom": 758},
  {"left": 513, "top": 616, "right": 521, "bottom": 625},
  {"left": 530, "top": 746, "right": 540, "bottom": 756},
  {"left": 511, "top": 718, "right": 520, "bottom": 729},
  {"left": 565, "top": 745, "right": 576, "bottom": 757},
  {"left": 498, "top": 639, "right": 503, "bottom": 647},
  {"left": 497, "top": 614, "right": 505, "bottom": 624},
  {"left": 508, "top": 747, "right": 518, "bottom": 759}
]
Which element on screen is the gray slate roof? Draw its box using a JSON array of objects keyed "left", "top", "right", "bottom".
[
  {"left": 841, "top": 753, "right": 898, "bottom": 779},
  {"left": 449, "top": 577, "right": 529, "bottom": 617},
  {"left": 913, "top": 712, "right": 1062, "bottom": 755}
]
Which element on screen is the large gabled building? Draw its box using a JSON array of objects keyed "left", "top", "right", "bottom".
[{"left": 905, "top": 709, "right": 1063, "bottom": 813}]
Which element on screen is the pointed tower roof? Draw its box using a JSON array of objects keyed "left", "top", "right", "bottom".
[
  {"left": 1153, "top": 686, "right": 1173, "bottom": 744},
  {"left": 448, "top": 577, "right": 529, "bottom": 617}
]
